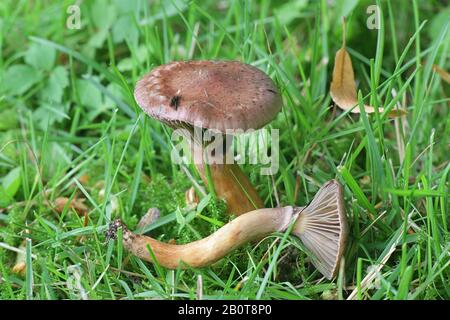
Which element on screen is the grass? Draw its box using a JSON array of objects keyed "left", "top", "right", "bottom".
[{"left": 0, "top": 0, "right": 449, "bottom": 300}]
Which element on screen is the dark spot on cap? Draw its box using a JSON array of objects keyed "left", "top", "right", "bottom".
[{"left": 170, "top": 95, "right": 181, "bottom": 110}]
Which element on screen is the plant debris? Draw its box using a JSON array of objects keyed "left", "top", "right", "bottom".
[
  {"left": 330, "top": 18, "right": 405, "bottom": 117},
  {"left": 136, "top": 207, "right": 160, "bottom": 232},
  {"left": 54, "top": 197, "right": 88, "bottom": 215}
]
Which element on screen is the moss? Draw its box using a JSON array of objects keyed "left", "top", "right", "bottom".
[{"left": 0, "top": 205, "right": 27, "bottom": 247}]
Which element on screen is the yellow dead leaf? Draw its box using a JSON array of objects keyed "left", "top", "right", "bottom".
[
  {"left": 12, "top": 240, "right": 26, "bottom": 276},
  {"left": 136, "top": 208, "right": 160, "bottom": 231},
  {"left": 12, "top": 262, "right": 26, "bottom": 276},
  {"left": 185, "top": 186, "right": 199, "bottom": 208},
  {"left": 359, "top": 175, "right": 371, "bottom": 185},
  {"left": 55, "top": 197, "right": 88, "bottom": 215},
  {"left": 330, "top": 19, "right": 405, "bottom": 117},
  {"left": 432, "top": 65, "right": 450, "bottom": 84}
]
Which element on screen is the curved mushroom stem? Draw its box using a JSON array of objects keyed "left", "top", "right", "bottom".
[
  {"left": 109, "top": 180, "right": 348, "bottom": 279},
  {"left": 109, "top": 207, "right": 297, "bottom": 269}
]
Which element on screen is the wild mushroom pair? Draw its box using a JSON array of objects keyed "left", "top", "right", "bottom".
[{"left": 109, "top": 61, "right": 348, "bottom": 279}]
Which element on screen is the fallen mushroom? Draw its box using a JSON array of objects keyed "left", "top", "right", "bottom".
[
  {"left": 107, "top": 180, "right": 348, "bottom": 279},
  {"left": 134, "top": 60, "right": 283, "bottom": 216}
]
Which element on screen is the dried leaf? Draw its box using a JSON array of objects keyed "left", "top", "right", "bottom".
[
  {"left": 54, "top": 197, "right": 88, "bottom": 215},
  {"left": 374, "top": 201, "right": 383, "bottom": 210},
  {"left": 196, "top": 275, "right": 203, "bottom": 300},
  {"left": 136, "top": 208, "right": 160, "bottom": 231},
  {"left": 12, "top": 262, "right": 26, "bottom": 276},
  {"left": 234, "top": 276, "right": 248, "bottom": 291},
  {"left": 12, "top": 240, "right": 26, "bottom": 276},
  {"left": 432, "top": 64, "right": 450, "bottom": 84},
  {"left": 185, "top": 186, "right": 199, "bottom": 208},
  {"left": 78, "top": 174, "right": 90, "bottom": 185},
  {"left": 330, "top": 19, "right": 405, "bottom": 117}
]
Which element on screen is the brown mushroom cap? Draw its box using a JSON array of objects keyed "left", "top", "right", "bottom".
[{"left": 134, "top": 60, "right": 282, "bottom": 133}]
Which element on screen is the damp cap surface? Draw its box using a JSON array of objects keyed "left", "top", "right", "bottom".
[{"left": 134, "top": 60, "right": 282, "bottom": 133}]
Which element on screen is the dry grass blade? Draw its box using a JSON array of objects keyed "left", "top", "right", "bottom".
[
  {"left": 347, "top": 215, "right": 412, "bottom": 300},
  {"left": 196, "top": 275, "right": 203, "bottom": 300},
  {"left": 330, "top": 18, "right": 405, "bottom": 117},
  {"left": 11, "top": 240, "right": 26, "bottom": 276},
  {"left": 54, "top": 197, "right": 88, "bottom": 215},
  {"left": 347, "top": 241, "right": 396, "bottom": 300},
  {"left": 432, "top": 64, "right": 450, "bottom": 84}
]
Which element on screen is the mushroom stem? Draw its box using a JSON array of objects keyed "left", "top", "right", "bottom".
[
  {"left": 110, "top": 206, "right": 296, "bottom": 269},
  {"left": 195, "top": 162, "right": 264, "bottom": 216},
  {"left": 192, "top": 137, "right": 264, "bottom": 216}
]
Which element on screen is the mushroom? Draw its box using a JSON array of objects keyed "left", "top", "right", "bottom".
[
  {"left": 134, "top": 61, "right": 282, "bottom": 216},
  {"left": 108, "top": 180, "right": 348, "bottom": 279}
]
